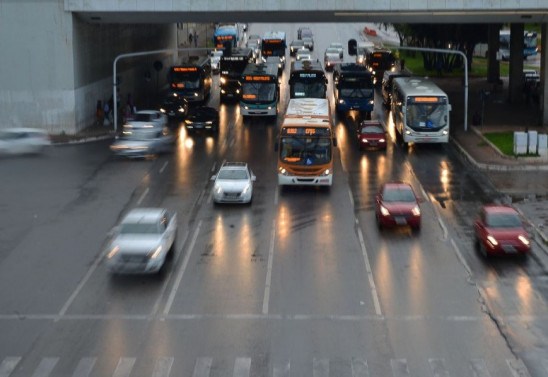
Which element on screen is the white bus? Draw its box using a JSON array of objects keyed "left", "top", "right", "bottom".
[{"left": 391, "top": 77, "right": 451, "bottom": 146}]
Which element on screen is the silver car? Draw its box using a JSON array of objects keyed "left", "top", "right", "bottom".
[
  {"left": 124, "top": 110, "right": 168, "bottom": 130},
  {"left": 324, "top": 48, "right": 343, "bottom": 71},
  {"left": 106, "top": 208, "right": 177, "bottom": 274},
  {"left": 110, "top": 127, "right": 175, "bottom": 158},
  {"left": 0, "top": 128, "right": 50, "bottom": 155},
  {"left": 211, "top": 162, "right": 256, "bottom": 204},
  {"left": 296, "top": 48, "right": 312, "bottom": 62}
]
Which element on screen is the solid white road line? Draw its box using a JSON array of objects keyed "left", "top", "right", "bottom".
[
  {"left": 163, "top": 220, "right": 202, "bottom": 316},
  {"left": 159, "top": 161, "right": 169, "bottom": 174},
  {"left": 357, "top": 225, "right": 383, "bottom": 316},
  {"left": 262, "top": 220, "right": 276, "bottom": 314},
  {"left": 136, "top": 187, "right": 149, "bottom": 206}
]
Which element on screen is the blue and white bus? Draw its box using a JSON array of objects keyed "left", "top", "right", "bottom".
[
  {"left": 214, "top": 24, "right": 239, "bottom": 49},
  {"left": 391, "top": 77, "right": 451, "bottom": 146}
]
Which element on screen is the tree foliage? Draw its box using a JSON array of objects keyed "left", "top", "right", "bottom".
[{"left": 389, "top": 24, "right": 489, "bottom": 72}]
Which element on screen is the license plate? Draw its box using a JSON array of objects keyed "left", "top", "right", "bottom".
[
  {"left": 395, "top": 216, "right": 407, "bottom": 225},
  {"left": 502, "top": 245, "right": 517, "bottom": 253}
]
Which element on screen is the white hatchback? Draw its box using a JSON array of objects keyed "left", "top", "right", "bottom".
[
  {"left": 211, "top": 162, "right": 256, "bottom": 204},
  {"left": 0, "top": 128, "right": 50, "bottom": 155}
]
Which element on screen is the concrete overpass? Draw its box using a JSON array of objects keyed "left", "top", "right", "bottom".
[{"left": 1, "top": 0, "right": 547, "bottom": 133}]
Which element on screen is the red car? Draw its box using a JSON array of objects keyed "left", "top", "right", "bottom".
[
  {"left": 375, "top": 182, "right": 421, "bottom": 231},
  {"left": 474, "top": 205, "right": 531, "bottom": 257},
  {"left": 357, "top": 120, "right": 387, "bottom": 150}
]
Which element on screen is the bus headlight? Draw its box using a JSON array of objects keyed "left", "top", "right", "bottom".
[
  {"left": 220, "top": 77, "right": 226, "bottom": 84},
  {"left": 338, "top": 99, "right": 345, "bottom": 104},
  {"left": 178, "top": 107, "right": 185, "bottom": 113},
  {"left": 279, "top": 167, "right": 289, "bottom": 175},
  {"left": 442, "top": 130, "right": 448, "bottom": 135},
  {"left": 194, "top": 92, "right": 199, "bottom": 97},
  {"left": 369, "top": 100, "right": 374, "bottom": 105},
  {"left": 321, "top": 169, "right": 330, "bottom": 176},
  {"left": 405, "top": 129, "right": 412, "bottom": 135}
]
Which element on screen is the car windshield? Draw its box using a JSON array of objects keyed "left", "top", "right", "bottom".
[
  {"left": 218, "top": 169, "right": 249, "bottom": 180},
  {"left": 119, "top": 222, "right": 161, "bottom": 234},
  {"left": 383, "top": 188, "right": 416, "bottom": 202},
  {"left": 486, "top": 212, "right": 522, "bottom": 228},
  {"left": 361, "top": 125, "right": 384, "bottom": 134},
  {"left": 133, "top": 113, "right": 156, "bottom": 122}
]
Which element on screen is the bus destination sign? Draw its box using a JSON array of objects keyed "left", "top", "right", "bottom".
[{"left": 282, "top": 127, "right": 331, "bottom": 136}]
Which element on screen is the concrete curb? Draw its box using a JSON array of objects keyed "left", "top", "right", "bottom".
[{"left": 52, "top": 133, "right": 115, "bottom": 146}]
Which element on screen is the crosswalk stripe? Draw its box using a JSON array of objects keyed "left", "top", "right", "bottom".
[
  {"left": 72, "top": 357, "right": 96, "bottom": 377},
  {"left": 152, "top": 357, "right": 174, "bottom": 377},
  {"left": 351, "top": 358, "right": 370, "bottom": 377},
  {"left": 0, "top": 357, "right": 21, "bottom": 377},
  {"left": 313, "top": 358, "right": 329, "bottom": 377},
  {"left": 273, "top": 361, "right": 290, "bottom": 377},
  {"left": 470, "top": 359, "right": 492, "bottom": 377},
  {"left": 112, "top": 357, "right": 135, "bottom": 377},
  {"left": 390, "top": 359, "right": 410, "bottom": 377},
  {"left": 31, "top": 357, "right": 58, "bottom": 377},
  {"left": 192, "top": 357, "right": 212, "bottom": 377},
  {"left": 506, "top": 358, "right": 532, "bottom": 377},
  {"left": 428, "top": 358, "right": 449, "bottom": 377},
  {"left": 234, "top": 357, "right": 251, "bottom": 377}
]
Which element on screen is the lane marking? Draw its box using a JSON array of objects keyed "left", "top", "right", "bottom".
[
  {"left": 0, "top": 357, "right": 21, "bottom": 377},
  {"left": 112, "top": 357, "right": 135, "bottom": 377},
  {"left": 351, "top": 358, "right": 370, "bottom": 377},
  {"left": 72, "top": 357, "right": 96, "bottom": 377},
  {"left": 234, "top": 358, "right": 251, "bottom": 377},
  {"left": 357, "top": 226, "right": 382, "bottom": 316},
  {"left": 159, "top": 161, "right": 169, "bottom": 174},
  {"left": 192, "top": 357, "right": 212, "bottom": 377},
  {"left": 152, "top": 357, "right": 174, "bottom": 377},
  {"left": 348, "top": 187, "right": 354, "bottom": 207},
  {"left": 391, "top": 359, "right": 410, "bottom": 377},
  {"left": 136, "top": 187, "right": 149, "bottom": 206},
  {"left": 451, "top": 238, "right": 472, "bottom": 276},
  {"left": 58, "top": 243, "right": 108, "bottom": 318},
  {"left": 262, "top": 220, "right": 276, "bottom": 314},
  {"left": 428, "top": 358, "right": 450, "bottom": 377},
  {"left": 31, "top": 357, "right": 58, "bottom": 377},
  {"left": 163, "top": 220, "right": 202, "bottom": 316},
  {"left": 428, "top": 193, "right": 448, "bottom": 240},
  {"left": 151, "top": 229, "right": 190, "bottom": 317}
]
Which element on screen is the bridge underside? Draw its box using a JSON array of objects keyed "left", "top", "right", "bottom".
[{"left": 77, "top": 10, "right": 548, "bottom": 25}]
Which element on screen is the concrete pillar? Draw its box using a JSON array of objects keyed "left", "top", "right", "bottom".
[
  {"left": 508, "top": 23, "right": 524, "bottom": 103},
  {"left": 487, "top": 24, "right": 501, "bottom": 83},
  {"left": 541, "top": 23, "right": 548, "bottom": 127}
]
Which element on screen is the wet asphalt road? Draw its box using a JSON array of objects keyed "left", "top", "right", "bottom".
[{"left": 1, "top": 23, "right": 548, "bottom": 377}]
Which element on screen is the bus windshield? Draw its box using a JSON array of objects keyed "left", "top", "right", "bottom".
[
  {"left": 171, "top": 72, "right": 200, "bottom": 89},
  {"left": 339, "top": 79, "right": 374, "bottom": 98},
  {"left": 406, "top": 102, "right": 447, "bottom": 130},
  {"left": 242, "top": 83, "right": 277, "bottom": 103},
  {"left": 291, "top": 82, "right": 326, "bottom": 98},
  {"left": 280, "top": 136, "right": 331, "bottom": 165}
]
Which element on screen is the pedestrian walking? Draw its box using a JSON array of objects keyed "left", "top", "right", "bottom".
[
  {"left": 103, "top": 100, "right": 111, "bottom": 126},
  {"left": 96, "top": 100, "right": 104, "bottom": 127}
]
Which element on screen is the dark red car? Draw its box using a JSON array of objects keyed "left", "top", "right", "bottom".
[
  {"left": 375, "top": 182, "right": 421, "bottom": 231},
  {"left": 474, "top": 205, "right": 531, "bottom": 257},
  {"left": 357, "top": 120, "right": 387, "bottom": 150}
]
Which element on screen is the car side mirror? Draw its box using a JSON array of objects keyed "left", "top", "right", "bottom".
[
  {"left": 251, "top": 175, "right": 256, "bottom": 182},
  {"left": 210, "top": 175, "right": 216, "bottom": 181}
]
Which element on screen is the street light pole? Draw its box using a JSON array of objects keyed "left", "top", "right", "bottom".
[{"left": 394, "top": 46, "right": 469, "bottom": 132}]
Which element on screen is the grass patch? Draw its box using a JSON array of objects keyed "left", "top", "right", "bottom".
[{"left": 483, "top": 131, "right": 540, "bottom": 157}]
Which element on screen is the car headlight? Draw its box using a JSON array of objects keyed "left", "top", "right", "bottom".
[
  {"left": 149, "top": 245, "right": 163, "bottom": 259},
  {"left": 215, "top": 184, "right": 223, "bottom": 194},
  {"left": 380, "top": 205, "right": 390, "bottom": 217},
  {"left": 178, "top": 107, "right": 185, "bottom": 113},
  {"left": 107, "top": 245, "right": 120, "bottom": 259},
  {"left": 379, "top": 138, "right": 386, "bottom": 143},
  {"left": 194, "top": 92, "right": 199, "bottom": 97},
  {"left": 206, "top": 121, "right": 213, "bottom": 124},
  {"left": 411, "top": 205, "right": 421, "bottom": 216},
  {"left": 242, "top": 183, "right": 251, "bottom": 194},
  {"left": 338, "top": 99, "right": 345, "bottom": 104},
  {"left": 220, "top": 77, "right": 226, "bottom": 84},
  {"left": 369, "top": 100, "right": 374, "bottom": 105},
  {"left": 486, "top": 235, "right": 498, "bottom": 247},
  {"left": 160, "top": 108, "right": 166, "bottom": 113},
  {"left": 361, "top": 138, "right": 368, "bottom": 143},
  {"left": 185, "top": 120, "right": 192, "bottom": 125},
  {"left": 518, "top": 235, "right": 530, "bottom": 246}
]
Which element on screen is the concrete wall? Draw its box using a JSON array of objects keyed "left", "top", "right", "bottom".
[{"left": 0, "top": 0, "right": 176, "bottom": 134}]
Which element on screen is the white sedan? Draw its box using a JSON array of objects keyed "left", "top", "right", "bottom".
[
  {"left": 211, "top": 162, "right": 256, "bottom": 204},
  {"left": 124, "top": 110, "right": 168, "bottom": 130},
  {"left": 0, "top": 128, "right": 50, "bottom": 155},
  {"left": 105, "top": 208, "right": 177, "bottom": 274},
  {"left": 295, "top": 48, "right": 312, "bottom": 62}
]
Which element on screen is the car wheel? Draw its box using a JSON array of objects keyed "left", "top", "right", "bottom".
[{"left": 412, "top": 225, "right": 421, "bottom": 234}]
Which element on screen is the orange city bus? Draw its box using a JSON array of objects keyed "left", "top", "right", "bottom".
[{"left": 275, "top": 98, "right": 337, "bottom": 186}]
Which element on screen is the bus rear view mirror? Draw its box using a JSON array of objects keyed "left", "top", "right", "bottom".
[
  {"left": 333, "top": 138, "right": 338, "bottom": 147},
  {"left": 348, "top": 39, "right": 357, "bottom": 56}
]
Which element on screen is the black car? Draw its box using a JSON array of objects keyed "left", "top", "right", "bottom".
[
  {"left": 159, "top": 94, "right": 189, "bottom": 118},
  {"left": 184, "top": 106, "right": 219, "bottom": 133}
]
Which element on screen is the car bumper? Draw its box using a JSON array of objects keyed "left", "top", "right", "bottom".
[
  {"left": 481, "top": 240, "right": 531, "bottom": 256},
  {"left": 213, "top": 192, "right": 252, "bottom": 203},
  {"left": 278, "top": 174, "right": 332, "bottom": 186},
  {"left": 378, "top": 213, "right": 421, "bottom": 229},
  {"left": 359, "top": 140, "right": 387, "bottom": 150},
  {"left": 107, "top": 255, "right": 165, "bottom": 274}
]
